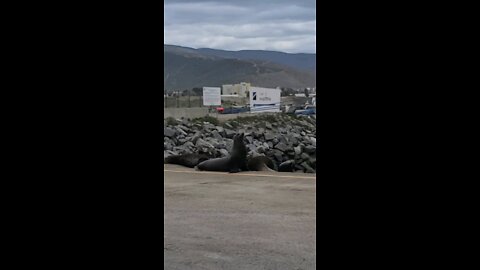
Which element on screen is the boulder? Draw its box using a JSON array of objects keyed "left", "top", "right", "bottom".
[
  {"left": 301, "top": 162, "right": 315, "bottom": 173},
  {"left": 218, "top": 149, "right": 229, "bottom": 157},
  {"left": 264, "top": 132, "right": 275, "bottom": 141},
  {"left": 195, "top": 138, "right": 214, "bottom": 149},
  {"left": 211, "top": 130, "right": 223, "bottom": 140},
  {"left": 164, "top": 127, "right": 176, "bottom": 138},
  {"left": 245, "top": 136, "right": 254, "bottom": 144},
  {"left": 304, "top": 145, "right": 316, "bottom": 154},
  {"left": 274, "top": 142, "right": 289, "bottom": 152},
  {"left": 224, "top": 129, "right": 236, "bottom": 138}
]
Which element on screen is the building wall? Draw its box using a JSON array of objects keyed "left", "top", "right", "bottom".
[
  {"left": 221, "top": 96, "right": 248, "bottom": 106},
  {"left": 222, "top": 82, "right": 251, "bottom": 97}
]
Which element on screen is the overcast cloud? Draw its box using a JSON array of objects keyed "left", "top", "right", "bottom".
[{"left": 164, "top": 0, "right": 316, "bottom": 53}]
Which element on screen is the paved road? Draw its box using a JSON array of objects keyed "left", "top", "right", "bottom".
[{"left": 164, "top": 164, "right": 316, "bottom": 270}]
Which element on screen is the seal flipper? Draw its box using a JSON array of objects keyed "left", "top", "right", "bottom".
[{"left": 228, "top": 168, "right": 241, "bottom": 173}]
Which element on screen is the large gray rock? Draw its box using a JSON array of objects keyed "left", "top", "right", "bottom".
[
  {"left": 274, "top": 142, "right": 289, "bottom": 152},
  {"left": 191, "top": 133, "right": 202, "bottom": 144},
  {"left": 304, "top": 145, "right": 316, "bottom": 154},
  {"left": 196, "top": 138, "right": 214, "bottom": 149},
  {"left": 264, "top": 132, "right": 275, "bottom": 141},
  {"left": 173, "top": 146, "right": 189, "bottom": 154},
  {"left": 166, "top": 150, "right": 178, "bottom": 156},
  {"left": 177, "top": 125, "right": 190, "bottom": 133},
  {"left": 218, "top": 149, "right": 229, "bottom": 157},
  {"left": 176, "top": 127, "right": 187, "bottom": 136},
  {"left": 164, "top": 142, "right": 173, "bottom": 151},
  {"left": 308, "top": 157, "right": 316, "bottom": 169},
  {"left": 225, "top": 139, "right": 234, "bottom": 152},
  {"left": 301, "top": 162, "right": 315, "bottom": 173},
  {"left": 272, "top": 138, "right": 279, "bottom": 145},
  {"left": 211, "top": 130, "right": 223, "bottom": 140},
  {"left": 278, "top": 135, "right": 288, "bottom": 145},
  {"left": 224, "top": 129, "right": 236, "bottom": 138},
  {"left": 285, "top": 150, "right": 296, "bottom": 157},
  {"left": 164, "top": 127, "right": 176, "bottom": 138},
  {"left": 272, "top": 149, "right": 284, "bottom": 162},
  {"left": 184, "top": 141, "right": 194, "bottom": 149},
  {"left": 301, "top": 152, "right": 310, "bottom": 161},
  {"left": 213, "top": 142, "right": 226, "bottom": 149},
  {"left": 254, "top": 140, "right": 263, "bottom": 147},
  {"left": 246, "top": 144, "right": 257, "bottom": 152},
  {"left": 287, "top": 135, "right": 299, "bottom": 146}
]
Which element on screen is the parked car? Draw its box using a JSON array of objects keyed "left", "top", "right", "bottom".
[
  {"left": 285, "top": 105, "right": 304, "bottom": 114},
  {"left": 218, "top": 106, "right": 249, "bottom": 114},
  {"left": 295, "top": 105, "right": 316, "bottom": 115}
]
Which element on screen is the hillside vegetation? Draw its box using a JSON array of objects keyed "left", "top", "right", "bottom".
[{"left": 164, "top": 45, "right": 316, "bottom": 91}]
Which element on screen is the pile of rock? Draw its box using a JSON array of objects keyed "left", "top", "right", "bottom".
[{"left": 164, "top": 114, "right": 317, "bottom": 173}]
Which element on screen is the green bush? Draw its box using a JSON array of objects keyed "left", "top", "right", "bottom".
[{"left": 192, "top": 116, "right": 219, "bottom": 126}]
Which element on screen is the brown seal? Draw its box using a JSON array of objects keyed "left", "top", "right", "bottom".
[
  {"left": 247, "top": 155, "right": 276, "bottom": 172},
  {"left": 164, "top": 153, "right": 209, "bottom": 168},
  {"left": 195, "top": 133, "right": 247, "bottom": 173}
]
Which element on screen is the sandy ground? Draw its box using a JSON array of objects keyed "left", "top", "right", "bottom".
[{"left": 164, "top": 164, "right": 316, "bottom": 270}]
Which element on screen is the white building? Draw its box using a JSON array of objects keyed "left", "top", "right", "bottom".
[{"left": 222, "top": 82, "right": 251, "bottom": 97}]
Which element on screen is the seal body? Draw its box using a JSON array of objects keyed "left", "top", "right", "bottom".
[
  {"left": 278, "top": 160, "right": 295, "bottom": 172},
  {"left": 196, "top": 133, "right": 247, "bottom": 173},
  {"left": 247, "top": 155, "right": 276, "bottom": 172},
  {"left": 164, "top": 153, "right": 209, "bottom": 168}
]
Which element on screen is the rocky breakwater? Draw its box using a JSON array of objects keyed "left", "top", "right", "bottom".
[{"left": 163, "top": 114, "right": 317, "bottom": 173}]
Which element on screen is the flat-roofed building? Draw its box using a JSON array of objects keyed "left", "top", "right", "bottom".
[{"left": 222, "top": 82, "right": 251, "bottom": 97}]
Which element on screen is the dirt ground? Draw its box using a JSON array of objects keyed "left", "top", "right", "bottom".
[{"left": 164, "top": 164, "right": 316, "bottom": 270}]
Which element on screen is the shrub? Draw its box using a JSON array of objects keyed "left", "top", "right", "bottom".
[{"left": 192, "top": 116, "right": 219, "bottom": 126}]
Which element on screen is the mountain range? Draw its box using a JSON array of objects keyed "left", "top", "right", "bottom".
[{"left": 164, "top": 44, "right": 316, "bottom": 91}]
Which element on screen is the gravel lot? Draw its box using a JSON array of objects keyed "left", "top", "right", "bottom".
[{"left": 164, "top": 164, "right": 316, "bottom": 270}]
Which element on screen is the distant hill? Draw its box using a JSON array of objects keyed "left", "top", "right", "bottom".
[
  {"left": 197, "top": 48, "right": 316, "bottom": 73},
  {"left": 164, "top": 45, "right": 316, "bottom": 91}
]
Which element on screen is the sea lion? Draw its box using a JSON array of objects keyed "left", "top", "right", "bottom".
[
  {"left": 196, "top": 133, "right": 247, "bottom": 173},
  {"left": 164, "top": 153, "right": 209, "bottom": 168},
  {"left": 247, "top": 155, "right": 276, "bottom": 172},
  {"left": 278, "top": 160, "right": 295, "bottom": 172}
]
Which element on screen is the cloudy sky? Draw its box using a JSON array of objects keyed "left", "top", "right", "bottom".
[{"left": 164, "top": 0, "right": 316, "bottom": 53}]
